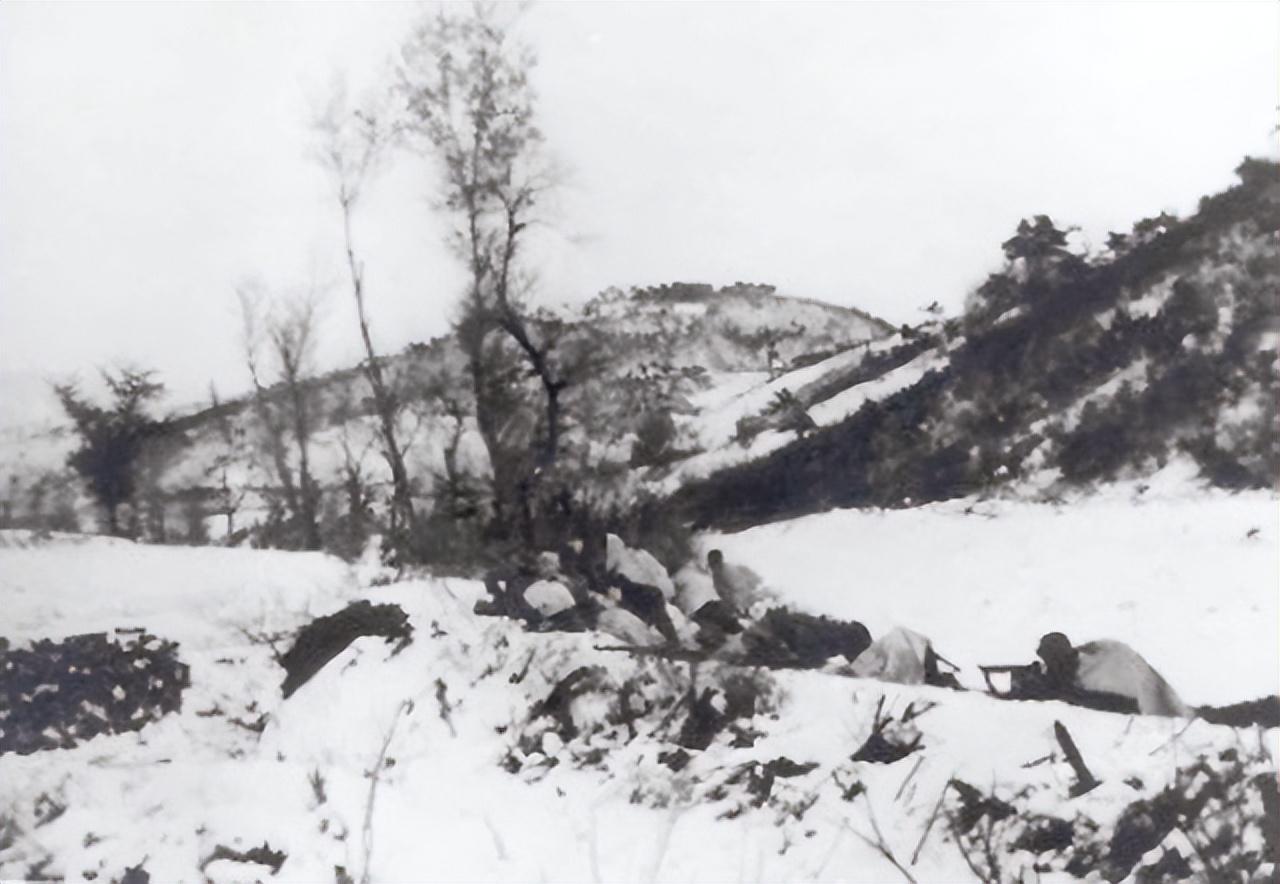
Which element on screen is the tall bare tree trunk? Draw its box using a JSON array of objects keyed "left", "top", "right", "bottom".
[
  {"left": 458, "top": 321, "right": 505, "bottom": 530},
  {"left": 399, "top": 4, "right": 569, "bottom": 550},
  {"left": 338, "top": 193, "right": 419, "bottom": 548},
  {"left": 492, "top": 205, "right": 566, "bottom": 546},
  {"left": 282, "top": 375, "right": 321, "bottom": 551}
]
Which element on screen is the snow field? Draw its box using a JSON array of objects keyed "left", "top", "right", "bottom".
[
  {"left": 707, "top": 487, "right": 1279, "bottom": 707},
  {"left": 0, "top": 489, "right": 1276, "bottom": 882}
]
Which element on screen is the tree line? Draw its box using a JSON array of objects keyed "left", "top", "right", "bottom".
[{"left": 41, "top": 5, "right": 668, "bottom": 568}]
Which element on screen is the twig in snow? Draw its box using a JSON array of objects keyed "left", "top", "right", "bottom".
[
  {"left": 644, "top": 804, "right": 685, "bottom": 883},
  {"left": 649, "top": 689, "right": 693, "bottom": 739},
  {"left": 901, "top": 700, "right": 939, "bottom": 723},
  {"left": 308, "top": 768, "right": 327, "bottom": 806},
  {"left": 361, "top": 698, "right": 413, "bottom": 884},
  {"left": 847, "top": 793, "right": 917, "bottom": 883},
  {"left": 1112, "top": 714, "right": 1136, "bottom": 746},
  {"left": 813, "top": 821, "right": 848, "bottom": 879},
  {"left": 482, "top": 815, "right": 509, "bottom": 862},
  {"left": 871, "top": 695, "right": 889, "bottom": 731},
  {"left": 1147, "top": 717, "right": 1196, "bottom": 756},
  {"left": 910, "top": 782, "right": 951, "bottom": 866},
  {"left": 588, "top": 808, "right": 602, "bottom": 884},
  {"left": 435, "top": 678, "right": 457, "bottom": 737},
  {"left": 894, "top": 756, "right": 926, "bottom": 802},
  {"left": 229, "top": 713, "right": 269, "bottom": 734},
  {"left": 238, "top": 626, "right": 290, "bottom": 663},
  {"left": 508, "top": 649, "right": 536, "bottom": 685}
]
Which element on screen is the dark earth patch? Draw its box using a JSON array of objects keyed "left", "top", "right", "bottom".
[{"left": 0, "top": 631, "right": 189, "bottom": 756}]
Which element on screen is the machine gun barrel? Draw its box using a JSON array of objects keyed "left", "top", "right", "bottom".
[{"left": 978, "top": 663, "right": 1040, "bottom": 695}]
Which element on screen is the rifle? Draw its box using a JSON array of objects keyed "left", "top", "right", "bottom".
[
  {"left": 981, "top": 664, "right": 1138, "bottom": 715},
  {"left": 594, "top": 643, "right": 814, "bottom": 670},
  {"left": 978, "top": 663, "right": 1043, "bottom": 697},
  {"left": 594, "top": 643, "right": 712, "bottom": 664}
]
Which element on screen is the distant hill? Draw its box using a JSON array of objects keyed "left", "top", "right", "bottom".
[
  {"left": 669, "top": 159, "right": 1279, "bottom": 529},
  {"left": 0, "top": 283, "right": 891, "bottom": 538},
  {"left": 6, "top": 162, "right": 1276, "bottom": 544}
]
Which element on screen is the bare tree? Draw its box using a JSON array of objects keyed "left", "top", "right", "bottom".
[
  {"left": 332, "top": 399, "right": 379, "bottom": 560},
  {"left": 398, "top": 3, "right": 565, "bottom": 545},
  {"left": 238, "top": 283, "right": 300, "bottom": 524},
  {"left": 312, "top": 83, "right": 420, "bottom": 553},
  {"left": 206, "top": 383, "right": 249, "bottom": 542},
  {"left": 236, "top": 282, "right": 323, "bottom": 550}
]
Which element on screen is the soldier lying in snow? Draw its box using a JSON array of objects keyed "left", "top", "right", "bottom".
[
  {"left": 476, "top": 559, "right": 540, "bottom": 622},
  {"left": 847, "top": 626, "right": 960, "bottom": 688},
  {"left": 481, "top": 541, "right": 875, "bottom": 672},
  {"left": 673, "top": 561, "right": 743, "bottom": 648},
  {"left": 706, "top": 549, "right": 768, "bottom": 615},
  {"left": 478, "top": 533, "right": 688, "bottom": 644},
  {"left": 982, "top": 631, "right": 1191, "bottom": 717},
  {"left": 742, "top": 607, "right": 873, "bottom": 668},
  {"left": 476, "top": 552, "right": 585, "bottom": 631},
  {"left": 601, "top": 533, "right": 683, "bottom": 643}
]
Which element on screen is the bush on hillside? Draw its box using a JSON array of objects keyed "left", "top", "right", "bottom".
[
  {"left": 942, "top": 747, "right": 1279, "bottom": 882},
  {"left": 54, "top": 368, "right": 171, "bottom": 538},
  {"left": 630, "top": 410, "right": 680, "bottom": 469}
]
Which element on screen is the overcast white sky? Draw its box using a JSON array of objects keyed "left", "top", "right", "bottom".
[{"left": 1, "top": 1, "right": 1276, "bottom": 415}]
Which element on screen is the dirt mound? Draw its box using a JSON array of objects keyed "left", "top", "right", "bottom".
[{"left": 280, "top": 601, "right": 413, "bottom": 698}]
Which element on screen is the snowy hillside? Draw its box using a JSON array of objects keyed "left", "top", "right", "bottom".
[
  {"left": 6, "top": 154, "right": 1276, "bottom": 545},
  {"left": 0, "top": 283, "right": 890, "bottom": 543},
  {"left": 672, "top": 160, "right": 1280, "bottom": 529},
  {"left": 646, "top": 333, "right": 953, "bottom": 496},
  {"left": 2, "top": 483, "right": 1275, "bottom": 882}
]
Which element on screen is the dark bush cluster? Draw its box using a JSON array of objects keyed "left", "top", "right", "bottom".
[
  {"left": 943, "top": 746, "right": 1279, "bottom": 882},
  {"left": 0, "top": 631, "right": 190, "bottom": 756}
]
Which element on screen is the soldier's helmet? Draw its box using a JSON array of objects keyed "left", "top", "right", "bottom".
[{"left": 1036, "top": 632, "right": 1074, "bottom": 666}]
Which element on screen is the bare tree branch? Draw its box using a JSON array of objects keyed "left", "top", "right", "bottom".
[
  {"left": 312, "top": 82, "right": 420, "bottom": 552},
  {"left": 398, "top": 3, "right": 566, "bottom": 546}
]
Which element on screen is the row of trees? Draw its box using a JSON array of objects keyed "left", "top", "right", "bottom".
[{"left": 49, "top": 6, "right": 598, "bottom": 560}]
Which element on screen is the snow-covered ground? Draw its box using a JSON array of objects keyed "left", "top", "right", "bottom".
[
  {"left": 1, "top": 486, "right": 1276, "bottom": 883},
  {"left": 708, "top": 483, "right": 1278, "bottom": 707}
]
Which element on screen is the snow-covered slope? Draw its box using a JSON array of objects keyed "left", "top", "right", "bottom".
[
  {"left": 706, "top": 476, "right": 1279, "bottom": 707},
  {"left": 0, "top": 282, "right": 892, "bottom": 543},
  {"left": 648, "top": 335, "right": 952, "bottom": 495},
  {"left": 2, "top": 485, "right": 1275, "bottom": 882},
  {"left": 673, "top": 161, "right": 1280, "bottom": 529}
]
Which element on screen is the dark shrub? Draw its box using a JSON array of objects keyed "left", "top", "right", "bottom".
[{"left": 0, "top": 631, "right": 189, "bottom": 756}]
